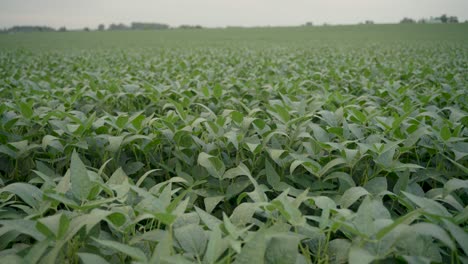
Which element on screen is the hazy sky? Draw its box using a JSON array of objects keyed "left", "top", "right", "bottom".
[{"left": 1, "top": 0, "right": 467, "bottom": 29}]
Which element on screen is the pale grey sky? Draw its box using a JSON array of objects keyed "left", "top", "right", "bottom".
[{"left": 1, "top": 0, "right": 467, "bottom": 29}]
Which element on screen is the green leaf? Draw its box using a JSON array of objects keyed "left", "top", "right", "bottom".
[
  {"left": 56, "top": 170, "right": 71, "bottom": 193},
  {"left": 115, "top": 114, "right": 129, "bottom": 129},
  {"left": 222, "top": 213, "right": 244, "bottom": 240},
  {"left": 224, "top": 131, "right": 239, "bottom": 150},
  {"left": 454, "top": 207, "right": 468, "bottom": 224},
  {"left": 70, "top": 150, "right": 94, "bottom": 201},
  {"left": 274, "top": 104, "right": 290, "bottom": 123},
  {"left": 204, "top": 196, "right": 224, "bottom": 214},
  {"left": 195, "top": 206, "right": 222, "bottom": 231},
  {"left": 154, "top": 212, "right": 177, "bottom": 225},
  {"left": 290, "top": 159, "right": 320, "bottom": 176},
  {"left": 169, "top": 99, "right": 187, "bottom": 121},
  {"left": 1, "top": 182, "right": 43, "bottom": 209},
  {"left": 444, "top": 178, "right": 468, "bottom": 194},
  {"left": 93, "top": 238, "right": 148, "bottom": 262},
  {"left": 363, "top": 177, "right": 387, "bottom": 195},
  {"left": 32, "top": 169, "right": 56, "bottom": 187},
  {"left": 440, "top": 126, "right": 451, "bottom": 141},
  {"left": 231, "top": 111, "right": 244, "bottom": 124},
  {"left": 403, "top": 192, "right": 451, "bottom": 217},
  {"left": 107, "top": 167, "right": 128, "bottom": 185},
  {"left": 43, "top": 192, "right": 79, "bottom": 208},
  {"left": 313, "top": 196, "right": 336, "bottom": 210},
  {"left": 0, "top": 144, "right": 18, "bottom": 158},
  {"left": 451, "top": 142, "right": 468, "bottom": 161},
  {"left": 233, "top": 231, "right": 266, "bottom": 264},
  {"left": 136, "top": 169, "right": 160, "bottom": 187},
  {"left": 19, "top": 101, "right": 33, "bottom": 119},
  {"left": 41, "top": 135, "right": 64, "bottom": 152},
  {"left": 106, "top": 136, "right": 124, "bottom": 152},
  {"left": 443, "top": 154, "right": 468, "bottom": 174},
  {"left": 124, "top": 161, "right": 144, "bottom": 175},
  {"left": 404, "top": 127, "right": 428, "bottom": 147},
  {"left": 392, "top": 162, "right": 423, "bottom": 171},
  {"left": 265, "top": 159, "right": 281, "bottom": 188},
  {"left": 376, "top": 209, "right": 421, "bottom": 239},
  {"left": 324, "top": 172, "right": 355, "bottom": 189},
  {"left": 150, "top": 231, "right": 172, "bottom": 263},
  {"left": 265, "top": 233, "right": 300, "bottom": 264},
  {"left": 348, "top": 246, "right": 375, "bottom": 264},
  {"left": 36, "top": 213, "right": 69, "bottom": 239},
  {"left": 24, "top": 240, "right": 49, "bottom": 263},
  {"left": 393, "top": 171, "right": 409, "bottom": 195},
  {"left": 0, "top": 219, "right": 45, "bottom": 241},
  {"left": 350, "top": 109, "right": 367, "bottom": 123},
  {"left": 204, "top": 228, "right": 229, "bottom": 264},
  {"left": 375, "top": 146, "right": 395, "bottom": 168},
  {"left": 78, "top": 253, "right": 110, "bottom": 264},
  {"left": 339, "top": 187, "right": 369, "bottom": 208},
  {"left": 353, "top": 197, "right": 378, "bottom": 236},
  {"left": 174, "top": 224, "right": 208, "bottom": 256},
  {"left": 41, "top": 209, "right": 112, "bottom": 263},
  {"left": 201, "top": 86, "right": 210, "bottom": 97},
  {"left": 328, "top": 239, "right": 351, "bottom": 264},
  {"left": 272, "top": 192, "right": 306, "bottom": 226},
  {"left": 223, "top": 162, "right": 251, "bottom": 179},
  {"left": 230, "top": 203, "right": 257, "bottom": 226},
  {"left": 401, "top": 255, "right": 432, "bottom": 264},
  {"left": 267, "top": 148, "right": 286, "bottom": 166},
  {"left": 213, "top": 84, "right": 223, "bottom": 98},
  {"left": 226, "top": 178, "right": 252, "bottom": 200},
  {"left": 106, "top": 212, "right": 128, "bottom": 227},
  {"left": 410, "top": 223, "right": 455, "bottom": 250},
  {"left": 443, "top": 219, "right": 468, "bottom": 255},
  {"left": 0, "top": 255, "right": 23, "bottom": 264},
  {"left": 318, "top": 158, "right": 346, "bottom": 177},
  {"left": 198, "top": 152, "right": 226, "bottom": 179},
  {"left": 310, "top": 124, "right": 329, "bottom": 142}
]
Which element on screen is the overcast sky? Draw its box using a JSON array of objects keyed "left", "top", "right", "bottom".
[{"left": 1, "top": 0, "right": 467, "bottom": 29}]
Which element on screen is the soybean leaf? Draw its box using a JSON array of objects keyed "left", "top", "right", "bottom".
[
  {"left": 78, "top": 253, "right": 110, "bottom": 264},
  {"left": 174, "top": 224, "right": 208, "bottom": 257},
  {"left": 402, "top": 192, "right": 451, "bottom": 217},
  {"left": 409, "top": 223, "right": 455, "bottom": 250},
  {"left": 339, "top": 187, "right": 369, "bottom": 209},
  {"left": 93, "top": 238, "right": 148, "bottom": 262},
  {"left": 265, "top": 233, "right": 301, "bottom": 264},
  {"left": 233, "top": 231, "right": 266, "bottom": 264},
  {"left": 70, "top": 150, "right": 94, "bottom": 201},
  {"left": 348, "top": 246, "right": 375, "bottom": 264},
  {"left": 1, "top": 182, "right": 43, "bottom": 209},
  {"left": 198, "top": 152, "right": 226, "bottom": 179}
]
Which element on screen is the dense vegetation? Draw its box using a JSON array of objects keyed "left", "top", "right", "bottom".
[{"left": 0, "top": 24, "right": 467, "bottom": 263}]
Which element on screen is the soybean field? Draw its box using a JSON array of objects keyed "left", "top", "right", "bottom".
[{"left": 0, "top": 24, "right": 468, "bottom": 263}]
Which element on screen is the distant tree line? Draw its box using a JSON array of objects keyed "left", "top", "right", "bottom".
[
  {"left": 178, "top": 25, "right": 203, "bottom": 29},
  {"left": 132, "top": 22, "right": 170, "bottom": 30},
  {"left": 0, "top": 22, "right": 182, "bottom": 34},
  {"left": 105, "top": 22, "right": 170, "bottom": 31},
  {"left": 0, "top": 25, "right": 70, "bottom": 33},
  {"left": 103, "top": 23, "right": 203, "bottom": 31},
  {"left": 400, "top": 14, "right": 460, "bottom": 24},
  {"left": 355, "top": 20, "right": 375, "bottom": 25},
  {"left": 1, "top": 25, "right": 56, "bottom": 33}
]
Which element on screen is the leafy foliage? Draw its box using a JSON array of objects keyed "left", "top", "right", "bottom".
[{"left": 0, "top": 25, "right": 467, "bottom": 263}]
